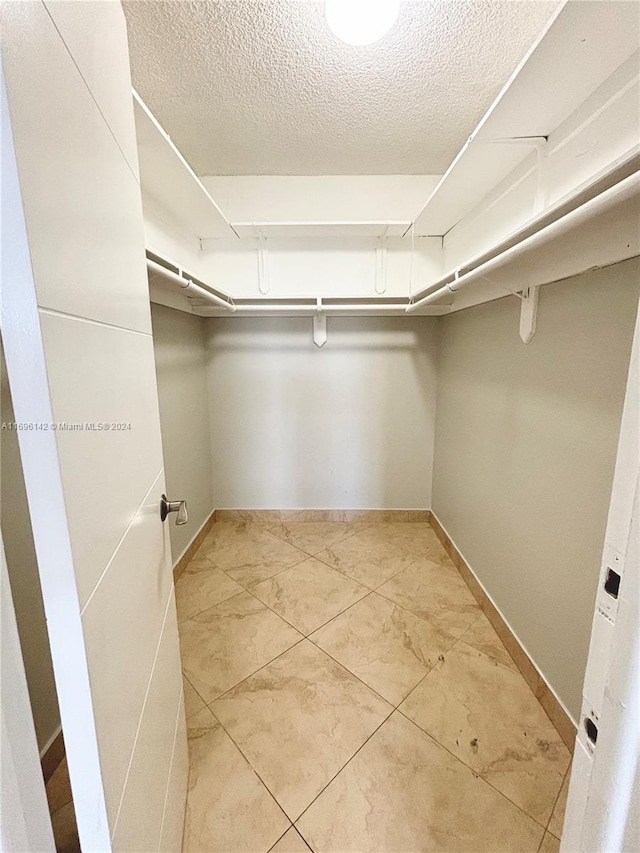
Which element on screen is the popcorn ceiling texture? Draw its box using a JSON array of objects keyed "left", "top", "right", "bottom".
[{"left": 123, "top": 0, "right": 558, "bottom": 176}]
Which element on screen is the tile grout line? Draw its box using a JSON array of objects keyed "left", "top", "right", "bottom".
[
  {"left": 181, "top": 522, "right": 521, "bottom": 717},
  {"left": 189, "top": 707, "right": 295, "bottom": 837},
  {"left": 179, "top": 520, "right": 560, "bottom": 844},
  {"left": 543, "top": 762, "right": 571, "bottom": 840},
  {"left": 291, "top": 704, "right": 398, "bottom": 829},
  {"left": 263, "top": 519, "right": 376, "bottom": 553},
  {"left": 390, "top": 632, "right": 568, "bottom": 832},
  {"left": 392, "top": 705, "right": 555, "bottom": 834},
  {"left": 180, "top": 524, "right": 495, "bottom": 714},
  {"left": 201, "top": 701, "right": 300, "bottom": 828}
]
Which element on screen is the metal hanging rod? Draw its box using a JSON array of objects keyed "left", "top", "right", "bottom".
[
  {"left": 406, "top": 169, "right": 640, "bottom": 312},
  {"left": 146, "top": 258, "right": 236, "bottom": 312}
]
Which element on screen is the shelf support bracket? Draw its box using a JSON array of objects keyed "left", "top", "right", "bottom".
[
  {"left": 375, "top": 235, "right": 388, "bottom": 294},
  {"left": 257, "top": 232, "right": 270, "bottom": 294},
  {"left": 313, "top": 298, "right": 327, "bottom": 348},
  {"left": 519, "top": 285, "right": 539, "bottom": 343}
]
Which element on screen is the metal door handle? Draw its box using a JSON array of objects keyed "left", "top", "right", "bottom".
[{"left": 160, "top": 494, "right": 188, "bottom": 525}]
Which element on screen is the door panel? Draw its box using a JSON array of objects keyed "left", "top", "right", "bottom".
[
  {"left": 38, "top": 311, "right": 165, "bottom": 606},
  {"left": 42, "top": 0, "right": 141, "bottom": 177},
  {"left": 1, "top": 0, "right": 151, "bottom": 333},
  {"left": 159, "top": 700, "right": 189, "bottom": 853},
  {"left": 81, "top": 470, "right": 173, "bottom": 827},
  {"left": 1, "top": 2, "right": 187, "bottom": 848},
  {"left": 111, "top": 592, "right": 185, "bottom": 849}
]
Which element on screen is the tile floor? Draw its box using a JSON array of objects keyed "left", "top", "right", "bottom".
[
  {"left": 177, "top": 520, "right": 571, "bottom": 853},
  {"left": 45, "top": 757, "right": 81, "bottom": 853}
]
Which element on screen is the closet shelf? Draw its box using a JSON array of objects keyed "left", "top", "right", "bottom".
[
  {"left": 231, "top": 221, "right": 411, "bottom": 239},
  {"left": 413, "top": 1, "right": 640, "bottom": 236},
  {"left": 133, "top": 90, "right": 237, "bottom": 241}
]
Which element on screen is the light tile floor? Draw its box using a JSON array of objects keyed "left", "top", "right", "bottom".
[
  {"left": 177, "top": 520, "right": 570, "bottom": 853},
  {"left": 45, "top": 758, "right": 81, "bottom": 853}
]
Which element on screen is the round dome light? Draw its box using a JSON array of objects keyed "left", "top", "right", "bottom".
[{"left": 325, "top": 0, "right": 400, "bottom": 46}]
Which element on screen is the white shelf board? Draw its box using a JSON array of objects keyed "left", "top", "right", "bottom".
[
  {"left": 133, "top": 90, "right": 237, "bottom": 240},
  {"left": 414, "top": 0, "right": 640, "bottom": 236},
  {"left": 231, "top": 221, "right": 411, "bottom": 239}
]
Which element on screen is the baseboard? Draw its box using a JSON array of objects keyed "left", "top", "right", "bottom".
[
  {"left": 428, "top": 511, "right": 577, "bottom": 752},
  {"left": 40, "top": 727, "right": 64, "bottom": 784},
  {"left": 173, "top": 509, "right": 217, "bottom": 583},
  {"left": 215, "top": 509, "right": 430, "bottom": 523}
]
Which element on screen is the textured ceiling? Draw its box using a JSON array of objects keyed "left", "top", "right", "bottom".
[{"left": 123, "top": 0, "right": 559, "bottom": 176}]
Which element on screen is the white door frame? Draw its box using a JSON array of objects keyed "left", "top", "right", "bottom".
[{"left": 562, "top": 296, "right": 640, "bottom": 850}]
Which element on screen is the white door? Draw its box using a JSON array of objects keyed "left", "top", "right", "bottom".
[{"left": 1, "top": 2, "right": 187, "bottom": 850}]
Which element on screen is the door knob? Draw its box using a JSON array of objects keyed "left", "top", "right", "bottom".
[{"left": 160, "top": 494, "right": 188, "bottom": 525}]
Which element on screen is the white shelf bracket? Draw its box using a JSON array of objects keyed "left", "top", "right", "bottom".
[
  {"left": 375, "top": 234, "right": 388, "bottom": 295},
  {"left": 257, "top": 232, "right": 270, "bottom": 295},
  {"left": 519, "top": 285, "right": 540, "bottom": 343},
  {"left": 313, "top": 298, "right": 327, "bottom": 348}
]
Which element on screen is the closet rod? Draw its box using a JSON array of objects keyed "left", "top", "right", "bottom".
[
  {"left": 227, "top": 303, "right": 412, "bottom": 315},
  {"left": 146, "top": 258, "right": 236, "bottom": 312},
  {"left": 406, "top": 170, "right": 640, "bottom": 312}
]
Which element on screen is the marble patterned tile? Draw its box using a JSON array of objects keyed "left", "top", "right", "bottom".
[
  {"left": 366, "top": 522, "right": 451, "bottom": 565},
  {"left": 311, "top": 593, "right": 457, "bottom": 705},
  {"left": 212, "top": 640, "right": 392, "bottom": 821},
  {"left": 197, "top": 524, "right": 307, "bottom": 588},
  {"left": 342, "top": 510, "right": 429, "bottom": 523},
  {"left": 399, "top": 641, "right": 570, "bottom": 825},
  {"left": 50, "top": 801, "right": 81, "bottom": 853},
  {"left": 378, "top": 558, "right": 480, "bottom": 637},
  {"left": 296, "top": 711, "right": 544, "bottom": 853},
  {"left": 182, "top": 675, "right": 205, "bottom": 719},
  {"left": 461, "top": 611, "right": 517, "bottom": 671},
  {"left": 316, "top": 528, "right": 416, "bottom": 590},
  {"left": 215, "top": 510, "right": 284, "bottom": 523},
  {"left": 184, "top": 707, "right": 289, "bottom": 853},
  {"left": 279, "top": 510, "right": 349, "bottom": 522},
  {"left": 547, "top": 767, "right": 569, "bottom": 838},
  {"left": 251, "top": 557, "right": 368, "bottom": 635},
  {"left": 46, "top": 757, "right": 73, "bottom": 816},
  {"left": 539, "top": 832, "right": 561, "bottom": 853},
  {"left": 270, "top": 827, "right": 312, "bottom": 853},
  {"left": 180, "top": 591, "right": 302, "bottom": 702},
  {"left": 175, "top": 557, "right": 244, "bottom": 621},
  {"left": 193, "top": 520, "right": 252, "bottom": 553},
  {"left": 267, "top": 521, "right": 357, "bottom": 556}
]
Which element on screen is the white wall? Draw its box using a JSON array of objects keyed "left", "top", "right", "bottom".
[
  {"left": 151, "top": 304, "right": 214, "bottom": 563},
  {"left": 431, "top": 258, "right": 640, "bottom": 721},
  {"left": 205, "top": 316, "right": 438, "bottom": 510}
]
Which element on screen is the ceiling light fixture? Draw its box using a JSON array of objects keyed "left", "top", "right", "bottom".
[{"left": 325, "top": 0, "right": 400, "bottom": 46}]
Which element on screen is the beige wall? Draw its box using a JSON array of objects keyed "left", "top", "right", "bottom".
[
  {"left": 0, "top": 346, "right": 60, "bottom": 753},
  {"left": 432, "top": 258, "right": 640, "bottom": 720},
  {"left": 151, "top": 304, "right": 215, "bottom": 562},
  {"left": 205, "top": 317, "right": 439, "bottom": 510}
]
